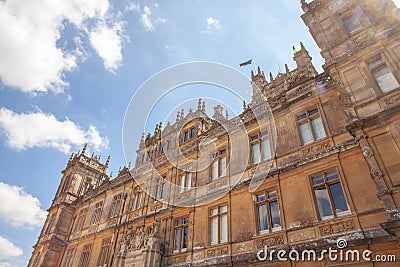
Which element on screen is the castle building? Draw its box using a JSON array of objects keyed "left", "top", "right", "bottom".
[{"left": 28, "top": 0, "right": 400, "bottom": 266}]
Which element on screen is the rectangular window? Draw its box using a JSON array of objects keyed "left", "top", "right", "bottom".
[
  {"left": 108, "top": 194, "right": 122, "bottom": 219},
  {"left": 97, "top": 238, "right": 111, "bottom": 267},
  {"left": 368, "top": 57, "right": 399, "bottom": 93},
  {"left": 174, "top": 217, "right": 189, "bottom": 252},
  {"left": 311, "top": 170, "right": 349, "bottom": 220},
  {"left": 211, "top": 149, "right": 227, "bottom": 180},
  {"left": 190, "top": 127, "right": 196, "bottom": 139},
  {"left": 132, "top": 187, "right": 143, "bottom": 210},
  {"left": 255, "top": 190, "right": 281, "bottom": 233},
  {"left": 154, "top": 176, "right": 166, "bottom": 201},
  {"left": 90, "top": 201, "right": 103, "bottom": 225},
  {"left": 250, "top": 130, "right": 272, "bottom": 164},
  {"left": 180, "top": 167, "right": 192, "bottom": 193},
  {"left": 78, "top": 244, "right": 92, "bottom": 267},
  {"left": 63, "top": 248, "right": 75, "bottom": 267},
  {"left": 74, "top": 208, "right": 88, "bottom": 232},
  {"left": 210, "top": 205, "right": 228, "bottom": 244},
  {"left": 297, "top": 108, "right": 326, "bottom": 145},
  {"left": 183, "top": 131, "right": 189, "bottom": 142}
]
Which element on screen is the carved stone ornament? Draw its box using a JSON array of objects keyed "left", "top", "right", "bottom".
[
  {"left": 362, "top": 145, "right": 373, "bottom": 159},
  {"left": 320, "top": 220, "right": 355, "bottom": 236}
]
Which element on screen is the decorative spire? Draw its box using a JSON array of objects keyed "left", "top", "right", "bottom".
[
  {"left": 82, "top": 143, "right": 87, "bottom": 155},
  {"left": 181, "top": 108, "right": 184, "bottom": 118},
  {"left": 154, "top": 123, "right": 159, "bottom": 135},
  {"left": 198, "top": 99, "right": 202, "bottom": 110},
  {"left": 159, "top": 122, "right": 162, "bottom": 131},
  {"left": 225, "top": 110, "right": 229, "bottom": 120},
  {"left": 188, "top": 108, "right": 192, "bottom": 114},
  {"left": 285, "top": 64, "right": 290, "bottom": 74},
  {"left": 202, "top": 101, "right": 206, "bottom": 112},
  {"left": 251, "top": 70, "right": 254, "bottom": 79},
  {"left": 292, "top": 46, "right": 297, "bottom": 55},
  {"left": 301, "top": 0, "right": 309, "bottom": 12},
  {"left": 105, "top": 155, "right": 110, "bottom": 167},
  {"left": 69, "top": 152, "right": 74, "bottom": 162},
  {"left": 269, "top": 72, "right": 274, "bottom": 83},
  {"left": 176, "top": 111, "right": 180, "bottom": 122},
  {"left": 243, "top": 100, "right": 247, "bottom": 111},
  {"left": 300, "top": 41, "right": 305, "bottom": 50}
]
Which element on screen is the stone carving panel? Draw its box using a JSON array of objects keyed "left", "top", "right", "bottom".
[{"left": 319, "top": 219, "right": 355, "bottom": 236}]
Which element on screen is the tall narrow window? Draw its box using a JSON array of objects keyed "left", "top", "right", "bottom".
[
  {"left": 297, "top": 108, "right": 326, "bottom": 145},
  {"left": 97, "top": 238, "right": 112, "bottom": 267},
  {"left": 183, "top": 131, "right": 189, "bottom": 142},
  {"left": 210, "top": 205, "right": 228, "bottom": 245},
  {"left": 74, "top": 208, "right": 88, "bottom": 232},
  {"left": 250, "top": 130, "right": 272, "bottom": 164},
  {"left": 211, "top": 149, "right": 227, "bottom": 180},
  {"left": 78, "top": 244, "right": 92, "bottom": 267},
  {"left": 132, "top": 187, "right": 143, "bottom": 210},
  {"left": 311, "top": 170, "right": 349, "bottom": 219},
  {"left": 180, "top": 165, "right": 192, "bottom": 193},
  {"left": 255, "top": 190, "right": 281, "bottom": 233},
  {"left": 108, "top": 194, "right": 122, "bottom": 219},
  {"left": 63, "top": 248, "right": 75, "bottom": 267},
  {"left": 368, "top": 57, "right": 399, "bottom": 93},
  {"left": 154, "top": 176, "right": 166, "bottom": 201},
  {"left": 174, "top": 217, "right": 189, "bottom": 252},
  {"left": 90, "top": 201, "right": 103, "bottom": 225}
]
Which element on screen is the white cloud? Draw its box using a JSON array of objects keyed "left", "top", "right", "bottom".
[
  {"left": 203, "top": 17, "right": 221, "bottom": 34},
  {"left": 0, "top": 236, "right": 23, "bottom": 258},
  {"left": 141, "top": 6, "right": 154, "bottom": 31},
  {"left": 126, "top": 2, "right": 140, "bottom": 12},
  {"left": 393, "top": 0, "right": 400, "bottom": 8},
  {"left": 0, "top": 182, "right": 46, "bottom": 228},
  {"left": 0, "top": 261, "right": 18, "bottom": 267},
  {"left": 89, "top": 22, "right": 124, "bottom": 72},
  {"left": 0, "top": 107, "right": 109, "bottom": 154},
  {"left": 0, "top": 0, "right": 125, "bottom": 94}
]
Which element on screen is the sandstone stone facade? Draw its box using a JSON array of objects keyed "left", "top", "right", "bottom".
[{"left": 28, "top": 0, "right": 400, "bottom": 266}]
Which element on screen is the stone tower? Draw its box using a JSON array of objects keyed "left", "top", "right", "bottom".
[{"left": 28, "top": 144, "right": 110, "bottom": 267}]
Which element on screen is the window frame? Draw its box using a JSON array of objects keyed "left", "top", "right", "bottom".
[
  {"left": 63, "top": 248, "right": 75, "bottom": 267},
  {"left": 108, "top": 194, "right": 123, "bottom": 219},
  {"left": 173, "top": 217, "right": 189, "bottom": 253},
  {"left": 179, "top": 165, "right": 193, "bottom": 193},
  {"left": 154, "top": 176, "right": 166, "bottom": 201},
  {"left": 74, "top": 208, "right": 88, "bottom": 232},
  {"left": 367, "top": 54, "right": 400, "bottom": 94},
  {"left": 296, "top": 106, "right": 327, "bottom": 145},
  {"left": 211, "top": 148, "right": 227, "bottom": 180},
  {"left": 255, "top": 189, "right": 282, "bottom": 233},
  {"left": 209, "top": 204, "right": 228, "bottom": 245},
  {"left": 90, "top": 201, "right": 103, "bottom": 225},
  {"left": 97, "top": 237, "right": 112, "bottom": 267},
  {"left": 249, "top": 129, "right": 272, "bottom": 165},
  {"left": 310, "top": 169, "right": 350, "bottom": 220},
  {"left": 78, "top": 244, "right": 92, "bottom": 267},
  {"left": 131, "top": 187, "right": 143, "bottom": 210}
]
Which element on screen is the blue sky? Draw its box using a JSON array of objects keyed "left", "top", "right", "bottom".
[{"left": 2, "top": 0, "right": 391, "bottom": 266}]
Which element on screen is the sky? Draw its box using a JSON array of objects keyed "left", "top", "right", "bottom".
[{"left": 1, "top": 0, "right": 397, "bottom": 266}]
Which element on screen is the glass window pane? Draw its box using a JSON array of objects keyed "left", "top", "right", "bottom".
[
  {"left": 260, "top": 130, "right": 268, "bottom": 137},
  {"left": 180, "top": 175, "right": 185, "bottom": 193},
  {"left": 174, "top": 228, "right": 181, "bottom": 250},
  {"left": 314, "top": 188, "right": 333, "bottom": 218},
  {"left": 250, "top": 135, "right": 258, "bottom": 141},
  {"left": 297, "top": 113, "right": 307, "bottom": 121},
  {"left": 211, "top": 217, "right": 218, "bottom": 244},
  {"left": 269, "top": 201, "right": 281, "bottom": 228},
  {"left": 308, "top": 108, "right": 319, "bottom": 116},
  {"left": 184, "top": 131, "right": 189, "bottom": 142},
  {"left": 182, "top": 226, "right": 188, "bottom": 249},
  {"left": 211, "top": 208, "right": 218, "bottom": 216},
  {"left": 311, "top": 117, "right": 326, "bottom": 140},
  {"left": 312, "top": 176, "right": 324, "bottom": 185},
  {"left": 261, "top": 139, "right": 272, "bottom": 161},
  {"left": 220, "top": 214, "right": 228, "bottom": 242},
  {"left": 220, "top": 149, "right": 226, "bottom": 155},
  {"left": 329, "top": 183, "right": 349, "bottom": 214},
  {"left": 252, "top": 143, "right": 261, "bottom": 164},
  {"left": 256, "top": 194, "right": 265, "bottom": 202},
  {"left": 300, "top": 123, "right": 313, "bottom": 144},
  {"left": 212, "top": 160, "right": 218, "bottom": 180},
  {"left": 257, "top": 204, "right": 268, "bottom": 231},
  {"left": 326, "top": 171, "right": 339, "bottom": 181},
  {"left": 220, "top": 205, "right": 228, "bottom": 213},
  {"left": 268, "top": 191, "right": 277, "bottom": 199},
  {"left": 190, "top": 128, "right": 196, "bottom": 138},
  {"left": 186, "top": 173, "right": 192, "bottom": 188},
  {"left": 219, "top": 157, "right": 226, "bottom": 177},
  {"left": 374, "top": 71, "right": 399, "bottom": 93}
]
